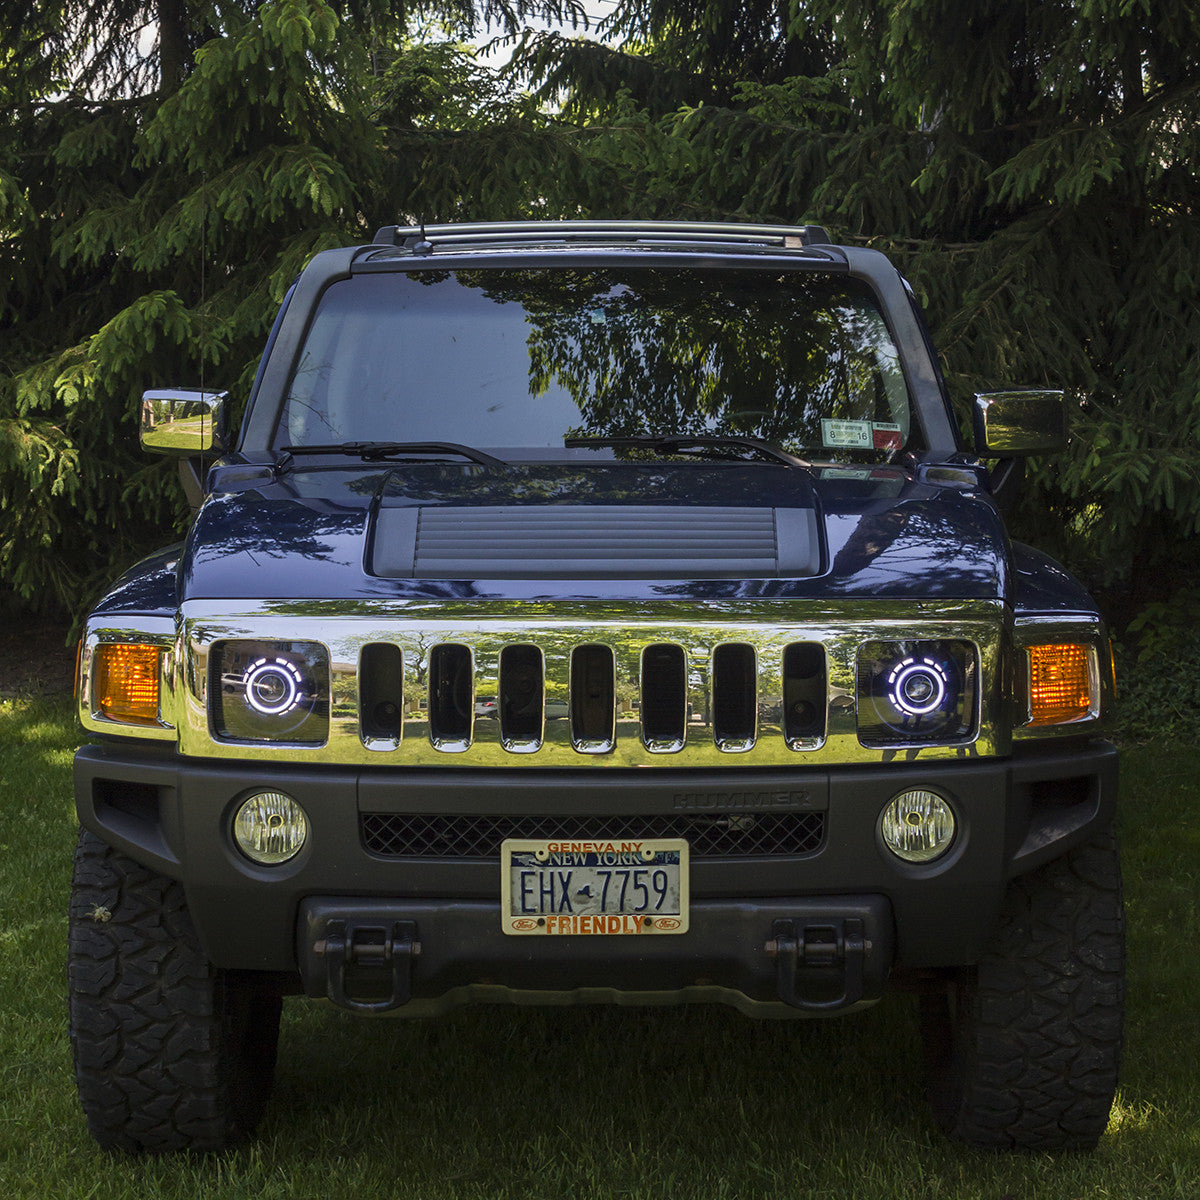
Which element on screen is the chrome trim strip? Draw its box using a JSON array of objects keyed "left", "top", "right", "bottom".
[{"left": 164, "top": 598, "right": 1009, "bottom": 766}]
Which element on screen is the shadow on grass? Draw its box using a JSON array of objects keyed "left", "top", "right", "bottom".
[{"left": 264, "top": 997, "right": 937, "bottom": 1192}]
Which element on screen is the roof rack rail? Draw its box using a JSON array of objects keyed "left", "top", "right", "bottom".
[{"left": 371, "top": 220, "right": 833, "bottom": 251}]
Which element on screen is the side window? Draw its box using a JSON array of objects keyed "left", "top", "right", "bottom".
[{"left": 243, "top": 281, "right": 299, "bottom": 446}]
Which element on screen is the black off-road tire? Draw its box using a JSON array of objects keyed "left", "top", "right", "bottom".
[
  {"left": 921, "top": 828, "right": 1124, "bottom": 1150},
  {"left": 68, "top": 828, "right": 283, "bottom": 1153}
]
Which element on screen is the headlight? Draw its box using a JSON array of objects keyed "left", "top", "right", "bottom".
[
  {"left": 857, "top": 640, "right": 977, "bottom": 747},
  {"left": 210, "top": 640, "right": 329, "bottom": 744}
]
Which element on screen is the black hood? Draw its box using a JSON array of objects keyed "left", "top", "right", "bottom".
[{"left": 180, "top": 460, "right": 1010, "bottom": 603}]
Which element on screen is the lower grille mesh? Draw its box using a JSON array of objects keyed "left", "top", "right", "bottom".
[{"left": 360, "top": 811, "right": 826, "bottom": 859}]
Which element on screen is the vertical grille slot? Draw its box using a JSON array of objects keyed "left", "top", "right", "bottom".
[
  {"left": 359, "top": 643, "right": 404, "bottom": 750},
  {"left": 640, "top": 643, "right": 687, "bottom": 752},
  {"left": 713, "top": 643, "right": 756, "bottom": 751},
  {"left": 428, "top": 643, "right": 473, "bottom": 751},
  {"left": 571, "top": 644, "right": 615, "bottom": 753},
  {"left": 783, "top": 642, "right": 827, "bottom": 749},
  {"left": 500, "top": 644, "right": 544, "bottom": 751}
]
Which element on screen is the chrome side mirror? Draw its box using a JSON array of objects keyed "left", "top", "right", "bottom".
[
  {"left": 972, "top": 390, "right": 1067, "bottom": 456},
  {"left": 140, "top": 389, "right": 228, "bottom": 456}
]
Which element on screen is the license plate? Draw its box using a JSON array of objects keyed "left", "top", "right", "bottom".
[{"left": 501, "top": 837, "right": 689, "bottom": 935}]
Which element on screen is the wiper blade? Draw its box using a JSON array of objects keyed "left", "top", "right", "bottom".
[
  {"left": 564, "top": 436, "right": 809, "bottom": 469},
  {"left": 278, "top": 441, "right": 507, "bottom": 469}
]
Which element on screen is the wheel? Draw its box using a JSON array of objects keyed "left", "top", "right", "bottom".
[
  {"left": 68, "top": 827, "right": 283, "bottom": 1153},
  {"left": 920, "top": 828, "right": 1124, "bottom": 1150}
]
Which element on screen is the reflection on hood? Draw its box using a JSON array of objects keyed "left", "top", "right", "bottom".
[{"left": 181, "top": 461, "right": 1009, "bottom": 603}]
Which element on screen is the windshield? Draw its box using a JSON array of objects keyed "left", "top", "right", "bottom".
[{"left": 276, "top": 268, "right": 913, "bottom": 461}]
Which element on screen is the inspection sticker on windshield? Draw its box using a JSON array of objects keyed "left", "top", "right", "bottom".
[
  {"left": 872, "top": 422, "right": 903, "bottom": 450},
  {"left": 820, "top": 467, "right": 873, "bottom": 481},
  {"left": 501, "top": 838, "right": 689, "bottom": 935},
  {"left": 821, "top": 419, "right": 873, "bottom": 449}
]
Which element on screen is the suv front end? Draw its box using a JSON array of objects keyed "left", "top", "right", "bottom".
[{"left": 70, "top": 221, "right": 1122, "bottom": 1154}]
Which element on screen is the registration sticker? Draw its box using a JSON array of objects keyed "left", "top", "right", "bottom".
[
  {"left": 819, "top": 467, "right": 873, "bottom": 481},
  {"left": 872, "top": 422, "right": 903, "bottom": 451},
  {"left": 821, "top": 419, "right": 873, "bottom": 449},
  {"left": 501, "top": 837, "right": 690, "bottom": 935}
]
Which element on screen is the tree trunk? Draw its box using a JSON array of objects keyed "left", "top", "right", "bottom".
[{"left": 158, "top": 0, "right": 188, "bottom": 94}]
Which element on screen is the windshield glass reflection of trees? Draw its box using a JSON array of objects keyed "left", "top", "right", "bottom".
[{"left": 279, "top": 269, "right": 911, "bottom": 458}]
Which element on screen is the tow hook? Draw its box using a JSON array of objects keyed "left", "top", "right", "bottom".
[
  {"left": 766, "top": 918, "right": 867, "bottom": 1012},
  {"left": 313, "top": 919, "right": 421, "bottom": 1013}
]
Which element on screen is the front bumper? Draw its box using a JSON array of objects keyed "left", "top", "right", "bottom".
[
  {"left": 296, "top": 895, "right": 893, "bottom": 1017},
  {"left": 75, "top": 741, "right": 1117, "bottom": 1011}
]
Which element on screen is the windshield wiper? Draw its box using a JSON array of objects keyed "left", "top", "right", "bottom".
[
  {"left": 278, "top": 441, "right": 507, "bottom": 470},
  {"left": 564, "top": 436, "right": 809, "bottom": 469}
]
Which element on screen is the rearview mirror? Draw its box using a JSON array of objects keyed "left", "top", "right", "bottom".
[
  {"left": 140, "top": 389, "right": 228, "bottom": 456},
  {"left": 972, "top": 390, "right": 1067, "bottom": 456}
]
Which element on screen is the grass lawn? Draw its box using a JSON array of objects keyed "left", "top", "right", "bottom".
[{"left": 1, "top": 695, "right": 1197, "bottom": 1198}]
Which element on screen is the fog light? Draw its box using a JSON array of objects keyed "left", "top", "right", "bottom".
[
  {"left": 880, "top": 790, "right": 956, "bottom": 863},
  {"left": 233, "top": 791, "right": 308, "bottom": 865}
]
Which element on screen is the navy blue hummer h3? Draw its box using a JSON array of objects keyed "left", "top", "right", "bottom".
[{"left": 69, "top": 221, "right": 1122, "bottom": 1153}]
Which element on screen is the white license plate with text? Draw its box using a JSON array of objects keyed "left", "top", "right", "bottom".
[{"left": 501, "top": 837, "right": 690, "bottom": 935}]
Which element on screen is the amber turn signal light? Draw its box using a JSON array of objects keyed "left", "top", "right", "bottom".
[
  {"left": 94, "top": 643, "right": 161, "bottom": 725},
  {"left": 1027, "top": 643, "right": 1094, "bottom": 726}
]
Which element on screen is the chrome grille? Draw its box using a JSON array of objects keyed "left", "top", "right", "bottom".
[
  {"left": 175, "top": 598, "right": 1007, "bottom": 767},
  {"left": 360, "top": 811, "right": 826, "bottom": 859},
  {"left": 356, "top": 636, "right": 828, "bottom": 758}
]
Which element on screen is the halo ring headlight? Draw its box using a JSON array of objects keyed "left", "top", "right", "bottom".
[
  {"left": 243, "top": 657, "right": 303, "bottom": 716},
  {"left": 858, "top": 640, "right": 978, "bottom": 747},
  {"left": 887, "top": 657, "right": 949, "bottom": 717},
  {"left": 211, "top": 640, "right": 329, "bottom": 744}
]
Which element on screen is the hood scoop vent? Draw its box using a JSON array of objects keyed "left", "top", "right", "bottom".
[{"left": 370, "top": 504, "right": 820, "bottom": 580}]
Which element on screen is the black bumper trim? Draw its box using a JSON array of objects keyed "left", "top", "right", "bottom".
[
  {"left": 74, "top": 741, "right": 1118, "bottom": 975},
  {"left": 296, "top": 895, "right": 894, "bottom": 1014}
]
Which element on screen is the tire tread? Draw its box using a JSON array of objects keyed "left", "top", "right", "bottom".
[
  {"left": 68, "top": 828, "right": 277, "bottom": 1153},
  {"left": 929, "top": 829, "right": 1125, "bottom": 1150}
]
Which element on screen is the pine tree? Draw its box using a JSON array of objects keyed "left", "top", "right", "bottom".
[
  {"left": 524, "top": 0, "right": 1200, "bottom": 618},
  {"left": 0, "top": 0, "right": 588, "bottom": 615},
  {"left": 8, "top": 0, "right": 1197, "bottom": 621}
]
